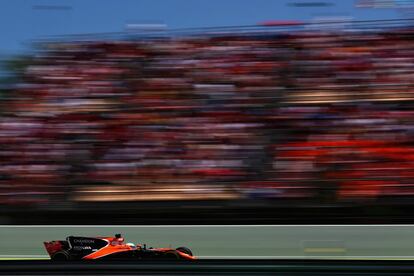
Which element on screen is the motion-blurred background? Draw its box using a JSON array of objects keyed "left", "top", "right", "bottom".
[{"left": 1, "top": 0, "right": 414, "bottom": 224}]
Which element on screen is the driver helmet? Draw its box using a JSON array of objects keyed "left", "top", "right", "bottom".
[{"left": 126, "top": 242, "right": 136, "bottom": 249}]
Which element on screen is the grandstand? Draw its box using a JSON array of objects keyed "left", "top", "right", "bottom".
[{"left": 2, "top": 18, "right": 414, "bottom": 223}]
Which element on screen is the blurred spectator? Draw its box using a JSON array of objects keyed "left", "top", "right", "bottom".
[{"left": 2, "top": 23, "right": 414, "bottom": 206}]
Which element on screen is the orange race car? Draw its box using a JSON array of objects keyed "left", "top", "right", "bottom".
[{"left": 44, "top": 234, "right": 195, "bottom": 261}]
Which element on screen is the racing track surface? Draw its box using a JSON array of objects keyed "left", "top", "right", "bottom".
[
  {"left": 1, "top": 260, "right": 414, "bottom": 275},
  {"left": 2, "top": 225, "right": 414, "bottom": 260}
]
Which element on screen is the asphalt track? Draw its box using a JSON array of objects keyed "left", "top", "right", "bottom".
[
  {"left": 1, "top": 260, "right": 414, "bottom": 275},
  {"left": 2, "top": 225, "right": 414, "bottom": 260}
]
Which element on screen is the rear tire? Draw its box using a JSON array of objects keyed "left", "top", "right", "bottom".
[
  {"left": 176, "top": 247, "right": 193, "bottom": 256},
  {"left": 51, "top": 251, "right": 70, "bottom": 261}
]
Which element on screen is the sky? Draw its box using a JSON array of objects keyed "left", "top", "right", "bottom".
[{"left": 0, "top": 0, "right": 406, "bottom": 55}]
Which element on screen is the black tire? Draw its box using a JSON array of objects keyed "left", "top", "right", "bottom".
[
  {"left": 51, "top": 251, "right": 70, "bottom": 261},
  {"left": 176, "top": 247, "right": 193, "bottom": 256}
]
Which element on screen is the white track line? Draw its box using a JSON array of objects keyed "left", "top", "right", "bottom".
[
  {"left": 1, "top": 225, "right": 414, "bottom": 227},
  {"left": 2, "top": 255, "right": 414, "bottom": 260},
  {"left": 198, "top": 256, "right": 414, "bottom": 260},
  {"left": 0, "top": 255, "right": 49, "bottom": 258}
]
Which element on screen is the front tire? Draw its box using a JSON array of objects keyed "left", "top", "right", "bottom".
[{"left": 176, "top": 247, "right": 193, "bottom": 256}]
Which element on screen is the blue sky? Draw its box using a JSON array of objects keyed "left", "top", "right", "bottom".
[{"left": 0, "top": 0, "right": 403, "bottom": 55}]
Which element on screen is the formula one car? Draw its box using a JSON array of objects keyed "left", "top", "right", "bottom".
[{"left": 44, "top": 234, "right": 195, "bottom": 261}]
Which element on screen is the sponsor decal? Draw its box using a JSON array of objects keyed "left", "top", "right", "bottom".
[
  {"left": 73, "top": 246, "right": 92, "bottom": 250},
  {"left": 74, "top": 239, "right": 95, "bottom": 244}
]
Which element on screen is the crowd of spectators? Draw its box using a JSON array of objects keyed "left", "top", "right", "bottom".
[{"left": 1, "top": 24, "right": 414, "bottom": 206}]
